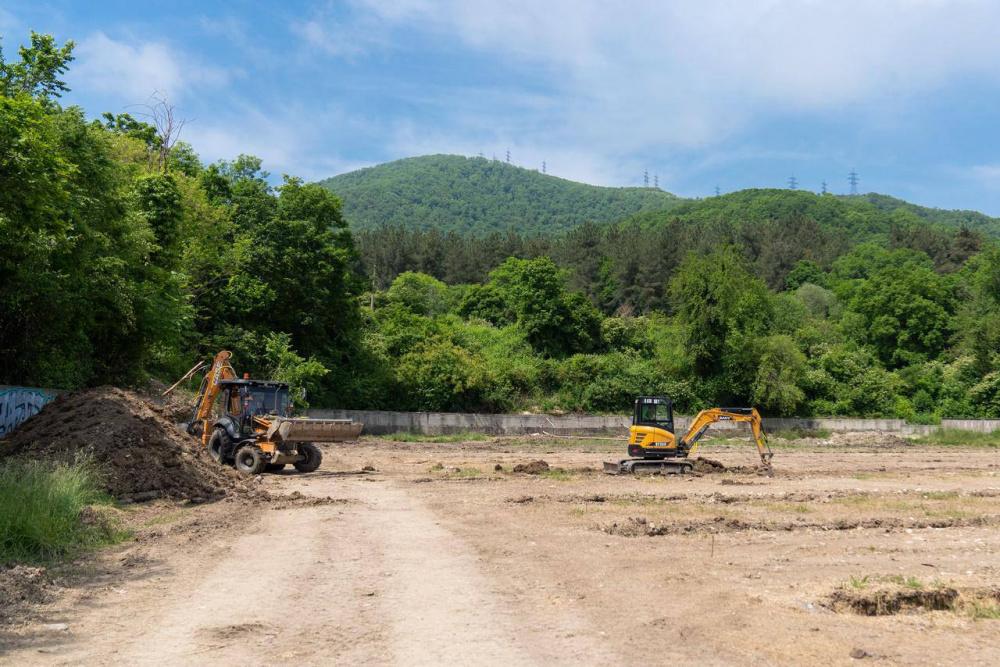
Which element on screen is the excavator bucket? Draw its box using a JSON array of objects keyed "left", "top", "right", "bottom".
[{"left": 266, "top": 417, "right": 363, "bottom": 443}]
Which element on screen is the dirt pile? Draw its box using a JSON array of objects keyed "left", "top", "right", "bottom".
[
  {"left": 513, "top": 460, "right": 550, "bottom": 474},
  {"left": 691, "top": 457, "right": 727, "bottom": 473},
  {"left": 0, "top": 386, "right": 244, "bottom": 502},
  {"left": 140, "top": 379, "right": 195, "bottom": 423},
  {"left": 828, "top": 586, "right": 959, "bottom": 616}
]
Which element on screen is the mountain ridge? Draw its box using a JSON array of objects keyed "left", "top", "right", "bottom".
[{"left": 319, "top": 154, "right": 1000, "bottom": 238}]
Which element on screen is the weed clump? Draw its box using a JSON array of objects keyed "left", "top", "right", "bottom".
[{"left": 0, "top": 459, "right": 126, "bottom": 564}]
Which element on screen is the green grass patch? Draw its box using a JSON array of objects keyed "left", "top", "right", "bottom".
[
  {"left": 848, "top": 575, "right": 871, "bottom": 590},
  {"left": 912, "top": 429, "right": 1000, "bottom": 448},
  {"left": 0, "top": 459, "right": 127, "bottom": 564},
  {"left": 965, "top": 600, "right": 1000, "bottom": 620},
  {"left": 885, "top": 574, "right": 924, "bottom": 589},
  {"left": 378, "top": 431, "right": 491, "bottom": 443}
]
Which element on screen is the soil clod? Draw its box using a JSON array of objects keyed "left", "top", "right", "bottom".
[{"left": 513, "top": 460, "right": 550, "bottom": 474}]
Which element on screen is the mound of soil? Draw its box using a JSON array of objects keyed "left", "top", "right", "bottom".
[
  {"left": 691, "top": 457, "right": 727, "bottom": 473},
  {"left": 140, "top": 379, "right": 195, "bottom": 422},
  {"left": 0, "top": 386, "right": 244, "bottom": 502},
  {"left": 828, "top": 586, "right": 959, "bottom": 616},
  {"left": 513, "top": 460, "right": 550, "bottom": 474}
]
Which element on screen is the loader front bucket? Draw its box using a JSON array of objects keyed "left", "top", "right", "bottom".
[{"left": 266, "top": 417, "right": 363, "bottom": 443}]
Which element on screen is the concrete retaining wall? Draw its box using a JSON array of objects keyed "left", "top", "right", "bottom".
[{"left": 307, "top": 408, "right": 1000, "bottom": 437}]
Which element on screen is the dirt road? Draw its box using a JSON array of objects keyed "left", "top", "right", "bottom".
[
  {"left": 4, "top": 437, "right": 1000, "bottom": 665},
  {"left": 3, "top": 473, "right": 616, "bottom": 666}
]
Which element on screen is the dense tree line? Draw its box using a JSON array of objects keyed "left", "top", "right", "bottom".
[
  {"left": 5, "top": 31, "right": 1000, "bottom": 420},
  {"left": 0, "top": 33, "right": 364, "bottom": 406}
]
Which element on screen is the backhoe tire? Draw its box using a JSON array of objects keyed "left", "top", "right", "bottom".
[
  {"left": 293, "top": 442, "right": 322, "bottom": 473},
  {"left": 265, "top": 463, "right": 286, "bottom": 473},
  {"left": 234, "top": 445, "right": 267, "bottom": 475},
  {"left": 208, "top": 428, "right": 228, "bottom": 464}
]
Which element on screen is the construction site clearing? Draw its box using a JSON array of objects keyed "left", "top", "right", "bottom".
[{"left": 1, "top": 389, "right": 999, "bottom": 665}]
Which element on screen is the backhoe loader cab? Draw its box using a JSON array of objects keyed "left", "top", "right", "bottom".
[{"left": 218, "top": 379, "right": 293, "bottom": 434}]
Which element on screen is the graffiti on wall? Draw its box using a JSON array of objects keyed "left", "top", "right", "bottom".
[{"left": 0, "top": 387, "right": 55, "bottom": 437}]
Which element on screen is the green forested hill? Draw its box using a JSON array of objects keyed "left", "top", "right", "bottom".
[
  {"left": 855, "top": 193, "right": 1000, "bottom": 235},
  {"left": 627, "top": 189, "right": 1000, "bottom": 239},
  {"left": 317, "top": 154, "right": 681, "bottom": 234}
]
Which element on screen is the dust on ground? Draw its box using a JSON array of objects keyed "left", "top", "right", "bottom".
[{"left": 2, "top": 430, "right": 999, "bottom": 665}]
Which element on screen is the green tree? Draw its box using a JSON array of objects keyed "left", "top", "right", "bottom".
[
  {"left": 670, "top": 246, "right": 773, "bottom": 378},
  {"left": 0, "top": 32, "right": 75, "bottom": 101},
  {"left": 848, "top": 262, "right": 955, "bottom": 367},
  {"left": 752, "top": 335, "right": 806, "bottom": 414},
  {"left": 485, "top": 257, "right": 601, "bottom": 357},
  {"left": 387, "top": 272, "right": 450, "bottom": 316}
]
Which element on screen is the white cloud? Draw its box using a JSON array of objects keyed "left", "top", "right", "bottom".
[
  {"left": 71, "top": 32, "right": 228, "bottom": 104},
  {"left": 967, "top": 164, "right": 1000, "bottom": 187},
  {"left": 299, "top": 0, "right": 1000, "bottom": 169},
  {"left": 181, "top": 101, "right": 375, "bottom": 182}
]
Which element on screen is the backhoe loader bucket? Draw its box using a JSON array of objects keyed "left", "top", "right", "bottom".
[{"left": 266, "top": 417, "right": 363, "bottom": 443}]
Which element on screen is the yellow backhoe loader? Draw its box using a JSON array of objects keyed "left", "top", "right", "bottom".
[
  {"left": 166, "top": 351, "right": 363, "bottom": 475},
  {"left": 604, "top": 396, "right": 773, "bottom": 474}
]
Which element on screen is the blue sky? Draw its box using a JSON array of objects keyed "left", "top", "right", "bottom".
[{"left": 5, "top": 1, "right": 1000, "bottom": 214}]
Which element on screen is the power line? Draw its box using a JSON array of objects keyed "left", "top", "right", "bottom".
[
  {"left": 788, "top": 176, "right": 798, "bottom": 190},
  {"left": 848, "top": 169, "right": 859, "bottom": 195}
]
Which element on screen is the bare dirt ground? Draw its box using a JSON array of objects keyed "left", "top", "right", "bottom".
[{"left": 2, "top": 435, "right": 999, "bottom": 665}]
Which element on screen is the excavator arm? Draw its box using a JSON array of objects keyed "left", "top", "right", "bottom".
[
  {"left": 681, "top": 407, "right": 773, "bottom": 468},
  {"left": 187, "top": 350, "right": 237, "bottom": 444}
]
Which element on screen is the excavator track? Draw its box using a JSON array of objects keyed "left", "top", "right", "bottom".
[{"left": 603, "top": 459, "right": 694, "bottom": 475}]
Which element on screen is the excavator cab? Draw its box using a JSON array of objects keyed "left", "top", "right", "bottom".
[{"left": 633, "top": 396, "right": 674, "bottom": 433}]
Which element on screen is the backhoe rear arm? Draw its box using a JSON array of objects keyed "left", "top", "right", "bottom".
[{"left": 190, "top": 350, "right": 237, "bottom": 445}]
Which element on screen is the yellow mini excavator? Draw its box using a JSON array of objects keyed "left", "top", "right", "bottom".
[
  {"left": 166, "top": 351, "right": 363, "bottom": 475},
  {"left": 604, "top": 396, "right": 773, "bottom": 474}
]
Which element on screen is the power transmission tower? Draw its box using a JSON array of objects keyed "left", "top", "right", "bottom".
[
  {"left": 848, "top": 169, "right": 859, "bottom": 195},
  {"left": 542, "top": 161, "right": 546, "bottom": 174},
  {"left": 714, "top": 185, "right": 720, "bottom": 197},
  {"left": 654, "top": 174, "right": 659, "bottom": 189},
  {"left": 643, "top": 170, "right": 649, "bottom": 187},
  {"left": 477, "top": 151, "right": 484, "bottom": 159},
  {"left": 506, "top": 149, "right": 511, "bottom": 163},
  {"left": 788, "top": 176, "right": 798, "bottom": 190},
  {"left": 821, "top": 180, "right": 827, "bottom": 194}
]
